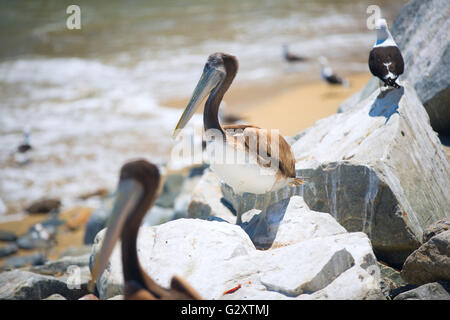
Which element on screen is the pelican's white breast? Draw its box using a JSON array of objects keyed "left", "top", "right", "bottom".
[{"left": 206, "top": 138, "right": 288, "bottom": 195}]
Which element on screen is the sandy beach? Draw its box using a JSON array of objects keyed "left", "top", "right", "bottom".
[
  {"left": 164, "top": 72, "right": 372, "bottom": 136},
  {"left": 242, "top": 73, "right": 372, "bottom": 136}
]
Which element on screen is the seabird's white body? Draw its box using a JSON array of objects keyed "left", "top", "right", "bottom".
[{"left": 373, "top": 19, "right": 398, "bottom": 48}]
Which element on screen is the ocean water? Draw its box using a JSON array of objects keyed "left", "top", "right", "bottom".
[{"left": 0, "top": 0, "right": 407, "bottom": 215}]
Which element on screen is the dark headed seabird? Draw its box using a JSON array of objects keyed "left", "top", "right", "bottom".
[
  {"left": 319, "top": 56, "right": 349, "bottom": 87},
  {"left": 369, "top": 19, "right": 404, "bottom": 89},
  {"left": 282, "top": 44, "right": 308, "bottom": 62}
]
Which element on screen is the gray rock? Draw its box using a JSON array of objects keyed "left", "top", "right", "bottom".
[
  {"left": 401, "top": 230, "right": 450, "bottom": 285},
  {"left": 0, "top": 269, "right": 88, "bottom": 300},
  {"left": 59, "top": 245, "right": 93, "bottom": 259},
  {"left": 2, "top": 253, "right": 46, "bottom": 270},
  {"left": 340, "top": 0, "right": 450, "bottom": 134},
  {"left": 0, "top": 230, "right": 17, "bottom": 242},
  {"left": 296, "top": 266, "right": 385, "bottom": 300},
  {"left": 141, "top": 205, "right": 174, "bottom": 226},
  {"left": 91, "top": 201, "right": 382, "bottom": 300},
  {"left": 423, "top": 218, "right": 450, "bottom": 243},
  {"left": 221, "top": 181, "right": 303, "bottom": 221},
  {"left": 260, "top": 248, "right": 355, "bottom": 296},
  {"left": 390, "top": 0, "right": 450, "bottom": 134},
  {"left": 0, "top": 243, "right": 18, "bottom": 258},
  {"left": 393, "top": 282, "right": 450, "bottom": 300},
  {"left": 172, "top": 174, "right": 203, "bottom": 220},
  {"left": 29, "top": 254, "right": 90, "bottom": 276},
  {"left": 338, "top": 77, "right": 379, "bottom": 113},
  {"left": 240, "top": 196, "right": 347, "bottom": 249},
  {"left": 84, "top": 195, "right": 115, "bottom": 245},
  {"left": 289, "top": 83, "right": 450, "bottom": 267},
  {"left": 155, "top": 172, "right": 186, "bottom": 208},
  {"left": 378, "top": 262, "right": 407, "bottom": 297},
  {"left": 25, "top": 198, "right": 61, "bottom": 214},
  {"left": 17, "top": 222, "right": 57, "bottom": 250},
  {"left": 187, "top": 169, "right": 235, "bottom": 223}
]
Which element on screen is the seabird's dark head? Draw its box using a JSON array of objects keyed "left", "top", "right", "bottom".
[{"left": 173, "top": 53, "right": 238, "bottom": 137}]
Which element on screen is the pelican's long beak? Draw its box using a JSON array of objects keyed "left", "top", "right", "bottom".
[
  {"left": 88, "top": 179, "right": 144, "bottom": 292},
  {"left": 173, "top": 66, "right": 223, "bottom": 138}
]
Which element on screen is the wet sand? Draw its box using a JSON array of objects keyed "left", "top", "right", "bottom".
[{"left": 243, "top": 73, "right": 372, "bottom": 136}]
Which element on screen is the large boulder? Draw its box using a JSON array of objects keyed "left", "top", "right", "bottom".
[
  {"left": 0, "top": 270, "right": 88, "bottom": 300},
  {"left": 187, "top": 169, "right": 236, "bottom": 223},
  {"left": 377, "top": 262, "right": 407, "bottom": 298},
  {"left": 220, "top": 83, "right": 449, "bottom": 267},
  {"left": 340, "top": 0, "right": 450, "bottom": 135},
  {"left": 240, "top": 196, "right": 347, "bottom": 249},
  {"left": 401, "top": 230, "right": 450, "bottom": 285},
  {"left": 0, "top": 243, "right": 18, "bottom": 258},
  {"left": 90, "top": 197, "right": 383, "bottom": 300},
  {"left": 289, "top": 83, "right": 450, "bottom": 267},
  {"left": 0, "top": 230, "right": 17, "bottom": 242},
  {"left": 393, "top": 282, "right": 450, "bottom": 300}
]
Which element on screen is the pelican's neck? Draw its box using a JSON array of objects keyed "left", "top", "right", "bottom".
[
  {"left": 375, "top": 27, "right": 396, "bottom": 47},
  {"left": 204, "top": 86, "right": 225, "bottom": 137},
  {"left": 204, "top": 57, "right": 237, "bottom": 137},
  {"left": 121, "top": 190, "right": 162, "bottom": 297}
]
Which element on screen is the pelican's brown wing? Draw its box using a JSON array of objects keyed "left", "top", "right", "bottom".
[{"left": 223, "top": 124, "right": 296, "bottom": 179}]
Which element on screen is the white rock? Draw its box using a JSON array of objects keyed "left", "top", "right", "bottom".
[
  {"left": 291, "top": 83, "right": 450, "bottom": 266},
  {"left": 297, "top": 266, "right": 384, "bottom": 300},
  {"left": 187, "top": 169, "right": 236, "bottom": 223},
  {"left": 242, "top": 196, "right": 347, "bottom": 249}
]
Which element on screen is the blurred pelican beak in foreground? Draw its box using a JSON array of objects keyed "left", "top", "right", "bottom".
[{"left": 88, "top": 179, "right": 143, "bottom": 292}]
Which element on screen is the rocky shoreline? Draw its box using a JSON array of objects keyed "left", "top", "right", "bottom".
[{"left": 0, "top": 0, "right": 449, "bottom": 300}]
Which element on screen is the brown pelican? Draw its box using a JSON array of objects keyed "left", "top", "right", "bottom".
[
  {"left": 369, "top": 19, "right": 404, "bottom": 89},
  {"left": 173, "top": 53, "right": 304, "bottom": 227},
  {"left": 319, "top": 56, "right": 349, "bottom": 87},
  {"left": 89, "top": 160, "right": 201, "bottom": 300},
  {"left": 282, "top": 44, "right": 308, "bottom": 62}
]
